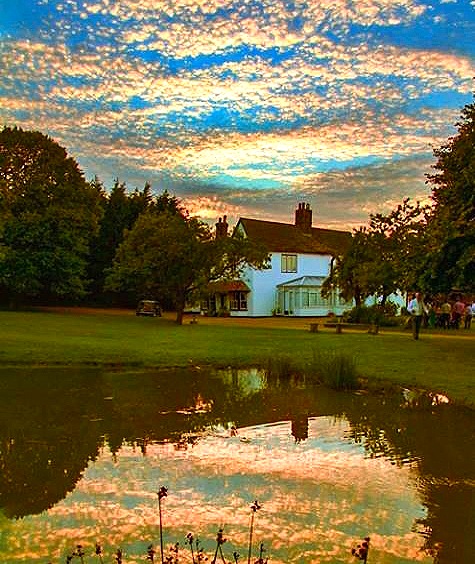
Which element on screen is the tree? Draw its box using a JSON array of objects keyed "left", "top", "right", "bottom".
[
  {"left": 87, "top": 179, "right": 154, "bottom": 303},
  {"left": 366, "top": 198, "right": 428, "bottom": 300},
  {"left": 105, "top": 203, "right": 269, "bottom": 324},
  {"left": 323, "top": 199, "right": 427, "bottom": 305},
  {"left": 0, "top": 127, "right": 103, "bottom": 305},
  {"left": 322, "top": 228, "right": 372, "bottom": 307},
  {"left": 421, "top": 99, "right": 475, "bottom": 293}
]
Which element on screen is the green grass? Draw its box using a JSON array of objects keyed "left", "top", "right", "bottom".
[{"left": 1, "top": 309, "right": 474, "bottom": 406}]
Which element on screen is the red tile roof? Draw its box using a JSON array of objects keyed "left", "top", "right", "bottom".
[
  {"left": 235, "top": 218, "right": 351, "bottom": 255},
  {"left": 207, "top": 280, "right": 250, "bottom": 293}
]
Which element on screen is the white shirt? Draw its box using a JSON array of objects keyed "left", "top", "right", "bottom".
[{"left": 408, "top": 297, "right": 427, "bottom": 316}]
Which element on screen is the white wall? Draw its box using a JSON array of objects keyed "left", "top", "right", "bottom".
[
  {"left": 364, "top": 291, "right": 407, "bottom": 312},
  {"left": 237, "top": 252, "right": 332, "bottom": 317}
]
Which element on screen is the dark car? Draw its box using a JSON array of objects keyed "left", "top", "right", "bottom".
[{"left": 136, "top": 300, "right": 161, "bottom": 317}]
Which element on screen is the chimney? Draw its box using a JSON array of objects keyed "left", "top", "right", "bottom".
[
  {"left": 215, "top": 215, "right": 228, "bottom": 239},
  {"left": 295, "top": 202, "right": 312, "bottom": 232}
]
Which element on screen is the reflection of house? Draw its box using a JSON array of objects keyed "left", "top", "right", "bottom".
[{"left": 208, "top": 203, "right": 352, "bottom": 317}]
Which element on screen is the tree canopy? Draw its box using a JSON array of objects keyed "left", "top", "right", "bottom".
[
  {"left": 323, "top": 199, "right": 427, "bottom": 306},
  {"left": 420, "top": 99, "right": 475, "bottom": 293},
  {"left": 0, "top": 127, "right": 103, "bottom": 304},
  {"left": 324, "top": 97, "right": 475, "bottom": 303},
  {"left": 87, "top": 178, "right": 154, "bottom": 303},
  {"left": 105, "top": 203, "right": 269, "bottom": 324}
]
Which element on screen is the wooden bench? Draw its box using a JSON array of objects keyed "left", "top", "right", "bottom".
[{"left": 317, "top": 322, "right": 379, "bottom": 334}]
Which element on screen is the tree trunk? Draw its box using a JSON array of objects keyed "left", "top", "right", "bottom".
[
  {"left": 175, "top": 307, "right": 184, "bottom": 325},
  {"left": 175, "top": 293, "right": 185, "bottom": 325}
]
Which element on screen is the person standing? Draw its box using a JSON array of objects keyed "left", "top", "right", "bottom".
[
  {"left": 452, "top": 296, "right": 465, "bottom": 329},
  {"left": 407, "top": 292, "right": 428, "bottom": 340},
  {"left": 464, "top": 303, "right": 473, "bottom": 329},
  {"left": 440, "top": 299, "right": 452, "bottom": 329}
]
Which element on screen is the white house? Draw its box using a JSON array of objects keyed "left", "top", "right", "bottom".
[{"left": 207, "top": 203, "right": 352, "bottom": 317}]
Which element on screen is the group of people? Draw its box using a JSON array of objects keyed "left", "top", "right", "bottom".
[{"left": 407, "top": 293, "right": 474, "bottom": 340}]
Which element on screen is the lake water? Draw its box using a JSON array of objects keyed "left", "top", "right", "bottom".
[{"left": 0, "top": 366, "right": 473, "bottom": 563}]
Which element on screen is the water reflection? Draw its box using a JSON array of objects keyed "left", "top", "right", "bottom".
[{"left": 0, "top": 366, "right": 473, "bottom": 563}]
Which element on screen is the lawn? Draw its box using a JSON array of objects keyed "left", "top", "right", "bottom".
[{"left": 1, "top": 308, "right": 474, "bottom": 406}]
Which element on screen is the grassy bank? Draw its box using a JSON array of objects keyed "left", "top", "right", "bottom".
[{"left": 1, "top": 308, "right": 474, "bottom": 405}]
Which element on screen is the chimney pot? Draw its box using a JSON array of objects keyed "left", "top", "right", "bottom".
[
  {"left": 215, "top": 215, "right": 228, "bottom": 239},
  {"left": 295, "top": 202, "right": 313, "bottom": 232}
]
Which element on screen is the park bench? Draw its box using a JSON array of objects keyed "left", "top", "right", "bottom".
[{"left": 309, "top": 322, "right": 379, "bottom": 334}]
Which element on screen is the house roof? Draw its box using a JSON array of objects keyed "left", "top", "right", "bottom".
[
  {"left": 277, "top": 275, "right": 327, "bottom": 288},
  {"left": 235, "top": 217, "right": 351, "bottom": 255},
  {"left": 207, "top": 280, "right": 250, "bottom": 293}
]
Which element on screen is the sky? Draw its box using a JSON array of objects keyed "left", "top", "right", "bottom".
[{"left": 0, "top": 0, "right": 474, "bottom": 230}]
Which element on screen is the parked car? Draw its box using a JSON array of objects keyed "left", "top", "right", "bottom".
[{"left": 136, "top": 300, "right": 161, "bottom": 317}]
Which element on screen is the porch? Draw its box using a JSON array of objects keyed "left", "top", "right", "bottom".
[{"left": 203, "top": 280, "right": 250, "bottom": 316}]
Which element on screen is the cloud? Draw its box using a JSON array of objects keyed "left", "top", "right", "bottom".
[
  {"left": 75, "top": 0, "right": 428, "bottom": 54},
  {"left": 0, "top": 0, "right": 472, "bottom": 230}
]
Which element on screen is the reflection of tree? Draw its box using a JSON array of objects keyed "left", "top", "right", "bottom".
[
  {"left": 417, "top": 479, "right": 474, "bottom": 563},
  {"left": 101, "top": 368, "right": 321, "bottom": 449},
  {"left": 100, "top": 368, "right": 232, "bottom": 449},
  {"left": 0, "top": 367, "right": 106, "bottom": 518},
  {"left": 341, "top": 393, "right": 475, "bottom": 564}
]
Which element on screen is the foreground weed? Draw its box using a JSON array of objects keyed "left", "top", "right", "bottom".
[
  {"left": 157, "top": 486, "right": 168, "bottom": 564},
  {"left": 56, "top": 491, "right": 371, "bottom": 564},
  {"left": 211, "top": 528, "right": 227, "bottom": 564},
  {"left": 351, "top": 536, "right": 370, "bottom": 563},
  {"left": 247, "top": 500, "right": 261, "bottom": 564}
]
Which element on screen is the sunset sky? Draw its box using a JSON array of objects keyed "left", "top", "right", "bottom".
[{"left": 1, "top": 0, "right": 474, "bottom": 229}]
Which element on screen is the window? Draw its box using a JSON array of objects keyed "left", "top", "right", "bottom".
[
  {"left": 230, "top": 291, "right": 247, "bottom": 311},
  {"left": 281, "top": 254, "right": 297, "bottom": 273},
  {"left": 302, "top": 289, "right": 329, "bottom": 307}
]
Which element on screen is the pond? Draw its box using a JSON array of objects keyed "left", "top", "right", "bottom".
[{"left": 0, "top": 366, "right": 473, "bottom": 564}]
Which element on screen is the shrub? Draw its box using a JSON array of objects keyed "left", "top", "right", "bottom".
[{"left": 343, "top": 303, "right": 400, "bottom": 327}]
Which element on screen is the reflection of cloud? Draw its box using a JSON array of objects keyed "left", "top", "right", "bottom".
[{"left": 1, "top": 418, "right": 431, "bottom": 564}]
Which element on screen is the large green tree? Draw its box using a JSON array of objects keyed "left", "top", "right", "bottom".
[
  {"left": 0, "top": 127, "right": 103, "bottom": 305},
  {"left": 421, "top": 99, "right": 475, "bottom": 293},
  {"left": 105, "top": 205, "right": 269, "bottom": 324},
  {"left": 366, "top": 198, "right": 428, "bottom": 300},
  {"left": 323, "top": 199, "right": 427, "bottom": 305},
  {"left": 322, "top": 228, "right": 372, "bottom": 307},
  {"left": 87, "top": 179, "right": 154, "bottom": 303}
]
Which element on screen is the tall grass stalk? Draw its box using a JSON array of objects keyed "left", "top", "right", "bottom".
[
  {"left": 262, "top": 350, "right": 358, "bottom": 391},
  {"left": 306, "top": 350, "right": 359, "bottom": 390},
  {"left": 263, "top": 354, "right": 297, "bottom": 381},
  {"left": 157, "top": 486, "right": 168, "bottom": 564}
]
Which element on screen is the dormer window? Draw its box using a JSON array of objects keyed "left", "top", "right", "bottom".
[{"left": 281, "top": 253, "right": 297, "bottom": 273}]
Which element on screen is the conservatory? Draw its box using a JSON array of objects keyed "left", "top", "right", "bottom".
[{"left": 275, "top": 276, "right": 349, "bottom": 317}]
